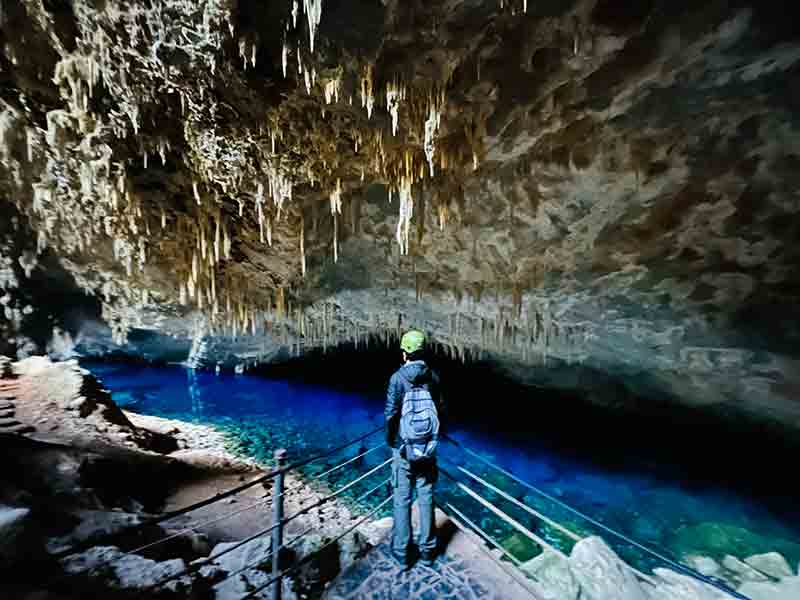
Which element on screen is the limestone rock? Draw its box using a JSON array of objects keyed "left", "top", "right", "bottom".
[
  {"left": 61, "top": 546, "right": 194, "bottom": 592},
  {"left": 646, "top": 568, "right": 728, "bottom": 600},
  {"left": 722, "top": 555, "right": 770, "bottom": 584},
  {"left": 744, "top": 552, "right": 793, "bottom": 579},
  {"left": 738, "top": 576, "right": 800, "bottom": 600},
  {"left": 568, "top": 536, "right": 648, "bottom": 600},
  {"left": 520, "top": 549, "right": 579, "bottom": 600},
  {"left": 210, "top": 536, "right": 276, "bottom": 599},
  {"left": 685, "top": 555, "right": 722, "bottom": 578}
]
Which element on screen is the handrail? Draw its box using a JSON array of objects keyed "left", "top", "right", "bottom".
[
  {"left": 442, "top": 433, "right": 751, "bottom": 600},
  {"left": 441, "top": 500, "right": 523, "bottom": 567},
  {"left": 240, "top": 495, "right": 393, "bottom": 600},
  {"left": 54, "top": 424, "right": 383, "bottom": 560},
  {"left": 213, "top": 477, "right": 391, "bottom": 589},
  {"left": 145, "top": 456, "right": 391, "bottom": 591},
  {"left": 439, "top": 465, "right": 568, "bottom": 559}
]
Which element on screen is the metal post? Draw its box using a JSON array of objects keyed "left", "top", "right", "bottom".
[{"left": 271, "top": 448, "right": 288, "bottom": 600}]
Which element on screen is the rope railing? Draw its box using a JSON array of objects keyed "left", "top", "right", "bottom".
[
  {"left": 441, "top": 433, "right": 751, "bottom": 600},
  {"left": 453, "top": 463, "right": 582, "bottom": 542},
  {"left": 71, "top": 491, "right": 274, "bottom": 575},
  {"left": 211, "top": 476, "right": 392, "bottom": 591},
  {"left": 279, "top": 442, "right": 387, "bottom": 499},
  {"left": 54, "top": 424, "right": 384, "bottom": 561},
  {"left": 144, "top": 455, "right": 392, "bottom": 592},
  {"left": 54, "top": 420, "right": 755, "bottom": 600},
  {"left": 438, "top": 465, "right": 569, "bottom": 560},
  {"left": 240, "top": 495, "right": 393, "bottom": 600},
  {"left": 440, "top": 499, "right": 523, "bottom": 567}
]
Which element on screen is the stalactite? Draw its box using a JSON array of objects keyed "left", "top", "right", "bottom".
[
  {"left": 300, "top": 213, "right": 306, "bottom": 277},
  {"left": 386, "top": 80, "right": 406, "bottom": 137},
  {"left": 396, "top": 176, "right": 413, "bottom": 255},
  {"left": 333, "top": 212, "right": 338, "bottom": 263},
  {"left": 361, "top": 64, "right": 375, "bottom": 119},
  {"left": 303, "top": 0, "right": 323, "bottom": 53}
]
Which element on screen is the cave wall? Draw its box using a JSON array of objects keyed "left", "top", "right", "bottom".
[{"left": 1, "top": 1, "right": 799, "bottom": 435}]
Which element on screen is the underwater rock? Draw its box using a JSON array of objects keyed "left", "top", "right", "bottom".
[
  {"left": 744, "top": 552, "right": 793, "bottom": 579},
  {"left": 671, "top": 522, "right": 800, "bottom": 564},
  {"left": 568, "top": 536, "right": 648, "bottom": 600},
  {"left": 520, "top": 549, "right": 579, "bottom": 600}
]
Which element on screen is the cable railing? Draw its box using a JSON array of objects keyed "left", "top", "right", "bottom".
[
  {"left": 54, "top": 420, "right": 756, "bottom": 600},
  {"left": 439, "top": 433, "right": 752, "bottom": 600},
  {"left": 54, "top": 424, "right": 386, "bottom": 586},
  {"left": 129, "top": 445, "right": 391, "bottom": 597}
]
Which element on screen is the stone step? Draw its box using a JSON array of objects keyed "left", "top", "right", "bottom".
[
  {"left": 0, "top": 417, "right": 23, "bottom": 428},
  {"left": 0, "top": 423, "right": 35, "bottom": 435},
  {"left": 0, "top": 409, "right": 14, "bottom": 419},
  {"left": 0, "top": 401, "right": 14, "bottom": 410}
]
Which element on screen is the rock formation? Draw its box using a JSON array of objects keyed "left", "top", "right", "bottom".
[{"left": 0, "top": 1, "right": 799, "bottom": 435}]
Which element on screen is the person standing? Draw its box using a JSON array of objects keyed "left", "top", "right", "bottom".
[{"left": 385, "top": 329, "right": 445, "bottom": 568}]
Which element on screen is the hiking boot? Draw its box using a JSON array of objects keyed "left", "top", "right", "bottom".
[
  {"left": 419, "top": 552, "right": 436, "bottom": 567},
  {"left": 392, "top": 553, "right": 413, "bottom": 572}
]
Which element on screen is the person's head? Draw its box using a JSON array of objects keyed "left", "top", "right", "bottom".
[{"left": 400, "top": 329, "right": 426, "bottom": 363}]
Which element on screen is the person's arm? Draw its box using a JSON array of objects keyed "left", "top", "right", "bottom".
[{"left": 385, "top": 373, "right": 403, "bottom": 447}]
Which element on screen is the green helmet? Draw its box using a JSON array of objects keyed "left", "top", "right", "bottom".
[{"left": 400, "top": 329, "right": 426, "bottom": 354}]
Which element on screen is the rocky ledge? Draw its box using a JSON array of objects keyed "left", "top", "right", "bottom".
[{"left": 0, "top": 356, "right": 383, "bottom": 599}]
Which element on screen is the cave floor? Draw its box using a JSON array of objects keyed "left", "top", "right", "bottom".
[{"left": 322, "top": 512, "right": 534, "bottom": 600}]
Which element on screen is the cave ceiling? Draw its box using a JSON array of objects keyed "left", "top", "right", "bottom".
[{"left": 1, "top": 0, "right": 800, "bottom": 433}]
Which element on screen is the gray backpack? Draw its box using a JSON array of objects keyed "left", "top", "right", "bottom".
[{"left": 399, "top": 383, "right": 440, "bottom": 462}]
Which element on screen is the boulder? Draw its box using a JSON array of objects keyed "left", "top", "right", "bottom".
[
  {"left": 568, "top": 536, "right": 648, "bottom": 600},
  {"left": 211, "top": 536, "right": 273, "bottom": 577},
  {"left": 520, "top": 549, "right": 579, "bottom": 600},
  {"left": 46, "top": 510, "right": 143, "bottom": 554},
  {"left": 209, "top": 536, "right": 301, "bottom": 600},
  {"left": 744, "top": 552, "right": 792, "bottom": 579},
  {"left": 685, "top": 555, "right": 722, "bottom": 577},
  {"left": 738, "top": 576, "right": 800, "bottom": 600},
  {"left": 647, "top": 568, "right": 728, "bottom": 600},
  {"left": 61, "top": 546, "right": 194, "bottom": 592},
  {"left": 721, "top": 555, "right": 769, "bottom": 584}
]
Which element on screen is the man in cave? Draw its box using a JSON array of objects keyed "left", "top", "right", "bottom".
[{"left": 385, "top": 329, "right": 446, "bottom": 569}]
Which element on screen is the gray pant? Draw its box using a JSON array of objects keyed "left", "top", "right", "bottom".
[{"left": 391, "top": 448, "right": 437, "bottom": 562}]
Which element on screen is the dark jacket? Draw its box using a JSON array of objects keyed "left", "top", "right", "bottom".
[{"left": 385, "top": 360, "right": 445, "bottom": 449}]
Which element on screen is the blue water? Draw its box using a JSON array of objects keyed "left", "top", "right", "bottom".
[{"left": 86, "top": 361, "right": 800, "bottom": 575}]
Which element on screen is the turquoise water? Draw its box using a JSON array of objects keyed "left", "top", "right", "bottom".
[{"left": 85, "top": 361, "right": 800, "bottom": 577}]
